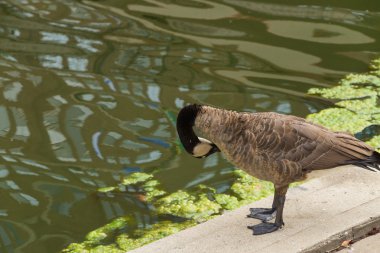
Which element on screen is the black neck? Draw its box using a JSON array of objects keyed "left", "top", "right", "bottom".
[{"left": 176, "top": 104, "right": 202, "bottom": 154}]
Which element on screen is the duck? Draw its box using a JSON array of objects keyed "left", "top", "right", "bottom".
[{"left": 176, "top": 104, "right": 380, "bottom": 235}]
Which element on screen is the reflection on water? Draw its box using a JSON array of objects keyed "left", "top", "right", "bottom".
[{"left": 0, "top": 0, "right": 379, "bottom": 252}]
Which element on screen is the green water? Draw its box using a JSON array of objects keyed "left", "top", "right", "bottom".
[{"left": 0, "top": 1, "right": 379, "bottom": 252}]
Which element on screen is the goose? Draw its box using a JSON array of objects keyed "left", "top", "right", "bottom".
[{"left": 176, "top": 104, "right": 380, "bottom": 235}]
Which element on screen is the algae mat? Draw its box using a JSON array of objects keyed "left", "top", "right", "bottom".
[
  {"left": 63, "top": 170, "right": 274, "bottom": 252},
  {"left": 308, "top": 58, "right": 380, "bottom": 149}
]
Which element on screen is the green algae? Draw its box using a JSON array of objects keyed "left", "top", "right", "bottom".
[
  {"left": 142, "top": 180, "right": 167, "bottom": 201},
  {"left": 116, "top": 221, "right": 197, "bottom": 252},
  {"left": 97, "top": 172, "right": 154, "bottom": 193},
  {"left": 307, "top": 57, "right": 380, "bottom": 149},
  {"left": 370, "top": 59, "right": 380, "bottom": 75},
  {"left": 230, "top": 169, "right": 274, "bottom": 205},
  {"left": 63, "top": 243, "right": 124, "bottom": 253},
  {"left": 307, "top": 108, "right": 372, "bottom": 133},
  {"left": 121, "top": 172, "right": 153, "bottom": 185},
  {"left": 214, "top": 193, "right": 240, "bottom": 210},
  {"left": 155, "top": 190, "right": 222, "bottom": 221},
  {"left": 153, "top": 170, "right": 275, "bottom": 220},
  {"left": 97, "top": 173, "right": 166, "bottom": 201},
  {"left": 97, "top": 186, "right": 116, "bottom": 193},
  {"left": 340, "top": 73, "right": 380, "bottom": 87},
  {"left": 308, "top": 85, "right": 376, "bottom": 100},
  {"left": 62, "top": 220, "right": 197, "bottom": 253},
  {"left": 85, "top": 217, "right": 130, "bottom": 244},
  {"left": 366, "top": 135, "right": 380, "bottom": 150},
  {"left": 63, "top": 169, "right": 275, "bottom": 252},
  {"left": 335, "top": 97, "right": 380, "bottom": 115}
]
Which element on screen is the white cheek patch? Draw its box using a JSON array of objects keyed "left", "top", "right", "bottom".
[
  {"left": 198, "top": 137, "right": 213, "bottom": 144},
  {"left": 193, "top": 143, "right": 212, "bottom": 157}
]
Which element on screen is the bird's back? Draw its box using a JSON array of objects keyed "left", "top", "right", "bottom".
[
  {"left": 201, "top": 110, "right": 377, "bottom": 183},
  {"left": 245, "top": 112, "right": 374, "bottom": 169}
]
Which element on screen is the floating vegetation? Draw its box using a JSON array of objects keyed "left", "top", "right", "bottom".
[
  {"left": 97, "top": 172, "right": 166, "bottom": 201},
  {"left": 155, "top": 190, "right": 221, "bottom": 221},
  {"left": 116, "top": 221, "right": 197, "bottom": 252},
  {"left": 307, "top": 58, "right": 380, "bottom": 149},
  {"left": 214, "top": 193, "right": 240, "bottom": 210},
  {"left": 308, "top": 85, "right": 376, "bottom": 100},
  {"left": 63, "top": 219, "right": 196, "bottom": 253},
  {"left": 230, "top": 169, "right": 274, "bottom": 206},
  {"left": 62, "top": 170, "right": 274, "bottom": 252},
  {"left": 307, "top": 108, "right": 371, "bottom": 133}
]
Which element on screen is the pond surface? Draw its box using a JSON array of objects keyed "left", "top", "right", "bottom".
[{"left": 0, "top": 0, "right": 379, "bottom": 252}]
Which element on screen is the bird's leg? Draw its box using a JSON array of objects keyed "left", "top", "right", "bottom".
[
  {"left": 247, "top": 193, "right": 279, "bottom": 222},
  {"left": 248, "top": 185, "right": 288, "bottom": 235}
]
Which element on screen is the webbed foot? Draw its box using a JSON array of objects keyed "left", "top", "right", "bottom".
[
  {"left": 247, "top": 222, "right": 282, "bottom": 235},
  {"left": 247, "top": 208, "right": 276, "bottom": 222}
]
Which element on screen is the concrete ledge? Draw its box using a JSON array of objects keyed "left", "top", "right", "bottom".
[
  {"left": 130, "top": 166, "right": 380, "bottom": 253},
  {"left": 340, "top": 233, "right": 380, "bottom": 253}
]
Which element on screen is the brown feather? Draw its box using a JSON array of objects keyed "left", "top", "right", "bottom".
[{"left": 194, "top": 106, "right": 378, "bottom": 185}]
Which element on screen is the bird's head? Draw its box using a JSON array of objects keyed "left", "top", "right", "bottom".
[{"left": 177, "top": 104, "right": 220, "bottom": 159}]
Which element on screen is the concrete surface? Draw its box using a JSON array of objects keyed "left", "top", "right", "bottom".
[
  {"left": 130, "top": 165, "right": 380, "bottom": 253},
  {"left": 339, "top": 233, "right": 380, "bottom": 253}
]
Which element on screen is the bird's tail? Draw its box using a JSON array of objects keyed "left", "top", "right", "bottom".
[{"left": 352, "top": 151, "right": 380, "bottom": 172}]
